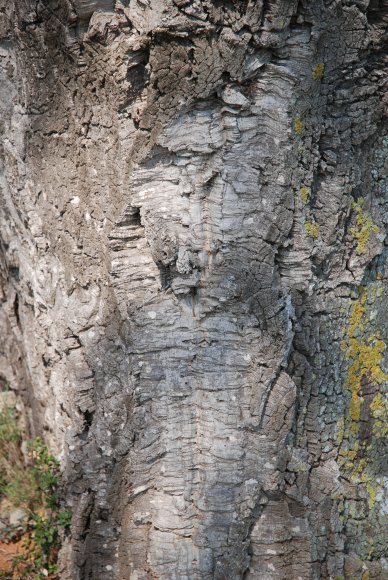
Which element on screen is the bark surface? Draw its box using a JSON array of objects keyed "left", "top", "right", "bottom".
[{"left": 0, "top": 1, "right": 388, "bottom": 578}]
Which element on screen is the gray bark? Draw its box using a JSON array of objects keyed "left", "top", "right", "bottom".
[{"left": 1, "top": 0, "right": 387, "bottom": 578}]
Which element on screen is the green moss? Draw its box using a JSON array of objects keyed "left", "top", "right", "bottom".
[
  {"left": 293, "top": 114, "right": 303, "bottom": 135},
  {"left": 349, "top": 198, "right": 379, "bottom": 255},
  {"left": 304, "top": 221, "right": 320, "bottom": 238},
  {"left": 300, "top": 186, "right": 310, "bottom": 204},
  {"left": 312, "top": 63, "right": 325, "bottom": 80}
]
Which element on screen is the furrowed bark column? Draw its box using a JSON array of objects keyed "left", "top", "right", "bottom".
[{"left": 0, "top": 1, "right": 387, "bottom": 578}]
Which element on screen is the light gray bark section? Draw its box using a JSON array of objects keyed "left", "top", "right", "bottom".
[{"left": 0, "top": 1, "right": 387, "bottom": 579}]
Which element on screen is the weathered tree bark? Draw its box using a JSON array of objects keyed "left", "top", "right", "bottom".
[{"left": 1, "top": 0, "right": 387, "bottom": 578}]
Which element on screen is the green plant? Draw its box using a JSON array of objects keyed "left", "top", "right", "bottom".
[
  {"left": 0, "top": 407, "right": 71, "bottom": 579},
  {"left": 0, "top": 406, "right": 36, "bottom": 509}
]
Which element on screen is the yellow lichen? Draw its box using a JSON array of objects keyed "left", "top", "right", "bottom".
[
  {"left": 312, "top": 63, "right": 325, "bottom": 80},
  {"left": 294, "top": 114, "right": 303, "bottom": 135},
  {"left": 304, "top": 221, "right": 320, "bottom": 238},
  {"left": 366, "top": 482, "right": 377, "bottom": 510},
  {"left": 346, "top": 337, "right": 388, "bottom": 392},
  {"left": 338, "top": 284, "right": 388, "bottom": 510},
  {"left": 370, "top": 393, "right": 388, "bottom": 438},
  {"left": 367, "top": 538, "right": 375, "bottom": 559},
  {"left": 342, "top": 290, "right": 388, "bottom": 428},
  {"left": 336, "top": 416, "right": 345, "bottom": 444},
  {"left": 349, "top": 198, "right": 379, "bottom": 255},
  {"left": 349, "top": 392, "right": 362, "bottom": 422},
  {"left": 349, "top": 420, "right": 360, "bottom": 437},
  {"left": 348, "top": 290, "right": 366, "bottom": 338},
  {"left": 300, "top": 186, "right": 310, "bottom": 204},
  {"left": 346, "top": 448, "right": 357, "bottom": 461},
  {"left": 347, "top": 460, "right": 379, "bottom": 509}
]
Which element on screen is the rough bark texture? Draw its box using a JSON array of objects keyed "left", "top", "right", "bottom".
[{"left": 1, "top": 1, "right": 388, "bottom": 578}]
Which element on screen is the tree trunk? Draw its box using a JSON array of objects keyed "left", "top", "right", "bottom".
[{"left": 1, "top": 0, "right": 387, "bottom": 578}]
